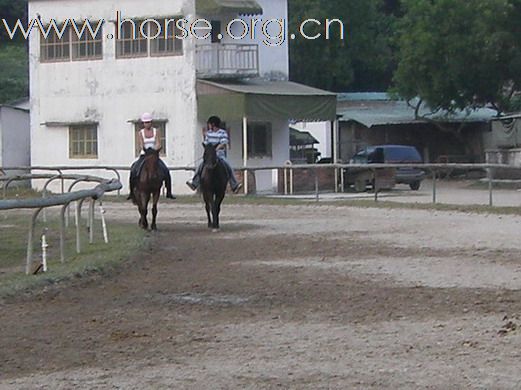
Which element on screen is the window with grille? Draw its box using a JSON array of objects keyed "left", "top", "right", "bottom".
[
  {"left": 150, "top": 20, "right": 183, "bottom": 56},
  {"left": 116, "top": 19, "right": 148, "bottom": 58},
  {"left": 117, "top": 18, "right": 183, "bottom": 59},
  {"left": 69, "top": 125, "right": 98, "bottom": 158},
  {"left": 247, "top": 122, "right": 272, "bottom": 158},
  {"left": 40, "top": 22, "right": 103, "bottom": 62},
  {"left": 71, "top": 26, "right": 103, "bottom": 60},
  {"left": 40, "top": 24, "right": 71, "bottom": 62},
  {"left": 134, "top": 122, "right": 167, "bottom": 157}
]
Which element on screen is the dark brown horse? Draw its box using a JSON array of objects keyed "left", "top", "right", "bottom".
[
  {"left": 134, "top": 148, "right": 164, "bottom": 230},
  {"left": 200, "top": 143, "right": 228, "bottom": 230}
]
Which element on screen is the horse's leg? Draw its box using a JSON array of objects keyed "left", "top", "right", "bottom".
[
  {"left": 202, "top": 192, "right": 213, "bottom": 228},
  {"left": 214, "top": 191, "right": 225, "bottom": 229},
  {"left": 135, "top": 192, "right": 144, "bottom": 227},
  {"left": 141, "top": 192, "right": 150, "bottom": 230},
  {"left": 151, "top": 190, "right": 160, "bottom": 231}
]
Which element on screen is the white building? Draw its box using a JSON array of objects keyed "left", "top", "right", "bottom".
[
  {"left": 0, "top": 99, "right": 31, "bottom": 177},
  {"left": 28, "top": 0, "right": 336, "bottom": 194}
]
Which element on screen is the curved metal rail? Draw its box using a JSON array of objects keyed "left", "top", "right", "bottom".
[{"left": 0, "top": 174, "right": 122, "bottom": 275}]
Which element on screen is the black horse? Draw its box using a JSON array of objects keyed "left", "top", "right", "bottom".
[
  {"left": 200, "top": 143, "right": 228, "bottom": 230},
  {"left": 134, "top": 148, "right": 164, "bottom": 230}
]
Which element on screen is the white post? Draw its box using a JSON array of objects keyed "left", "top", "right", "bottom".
[
  {"left": 333, "top": 119, "right": 339, "bottom": 193},
  {"left": 100, "top": 202, "right": 109, "bottom": 243},
  {"left": 41, "top": 229, "right": 48, "bottom": 272},
  {"left": 242, "top": 116, "right": 248, "bottom": 195}
]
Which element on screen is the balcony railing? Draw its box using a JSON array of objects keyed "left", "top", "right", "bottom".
[{"left": 196, "top": 43, "right": 259, "bottom": 79}]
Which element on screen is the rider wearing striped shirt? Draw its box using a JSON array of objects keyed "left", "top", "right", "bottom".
[{"left": 186, "top": 116, "right": 242, "bottom": 193}]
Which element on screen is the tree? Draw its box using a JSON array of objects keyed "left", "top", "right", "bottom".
[
  {"left": 288, "top": 0, "right": 394, "bottom": 92},
  {"left": 393, "top": 0, "right": 521, "bottom": 116},
  {"left": 0, "top": 0, "right": 28, "bottom": 104},
  {"left": 0, "top": 43, "right": 29, "bottom": 104},
  {"left": 0, "top": 0, "right": 28, "bottom": 43}
]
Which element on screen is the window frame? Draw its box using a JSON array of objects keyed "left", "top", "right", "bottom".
[
  {"left": 69, "top": 124, "right": 99, "bottom": 159},
  {"left": 40, "top": 21, "right": 103, "bottom": 63},
  {"left": 116, "top": 17, "right": 184, "bottom": 59},
  {"left": 246, "top": 121, "right": 272, "bottom": 158}
]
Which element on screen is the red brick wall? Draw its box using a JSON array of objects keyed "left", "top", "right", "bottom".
[{"left": 277, "top": 168, "right": 336, "bottom": 193}]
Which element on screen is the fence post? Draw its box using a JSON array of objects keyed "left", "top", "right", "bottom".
[
  {"left": 432, "top": 169, "right": 437, "bottom": 204},
  {"left": 75, "top": 201, "right": 81, "bottom": 254},
  {"left": 290, "top": 168, "right": 294, "bottom": 195},
  {"left": 488, "top": 168, "right": 493, "bottom": 207},
  {"left": 314, "top": 168, "right": 319, "bottom": 202},
  {"left": 89, "top": 199, "right": 95, "bottom": 243},
  {"left": 340, "top": 164, "right": 345, "bottom": 193},
  {"left": 59, "top": 202, "right": 70, "bottom": 263},
  {"left": 373, "top": 169, "right": 378, "bottom": 202},
  {"left": 283, "top": 168, "right": 288, "bottom": 195},
  {"left": 26, "top": 207, "right": 44, "bottom": 275}
]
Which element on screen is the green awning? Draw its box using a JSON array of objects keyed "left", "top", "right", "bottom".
[
  {"left": 197, "top": 79, "right": 337, "bottom": 122},
  {"left": 290, "top": 127, "right": 320, "bottom": 147},
  {"left": 196, "top": 0, "right": 263, "bottom": 15}
]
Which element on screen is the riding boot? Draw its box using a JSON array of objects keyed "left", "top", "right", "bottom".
[
  {"left": 159, "top": 161, "right": 176, "bottom": 199},
  {"left": 164, "top": 172, "right": 176, "bottom": 199},
  {"left": 127, "top": 171, "right": 136, "bottom": 200},
  {"left": 186, "top": 162, "right": 203, "bottom": 191},
  {"left": 222, "top": 159, "right": 241, "bottom": 193}
]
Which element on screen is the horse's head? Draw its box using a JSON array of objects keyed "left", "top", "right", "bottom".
[
  {"left": 202, "top": 143, "right": 218, "bottom": 169},
  {"left": 143, "top": 147, "right": 160, "bottom": 159}
]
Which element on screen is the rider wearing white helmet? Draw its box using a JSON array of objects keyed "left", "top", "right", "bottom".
[{"left": 128, "top": 112, "right": 175, "bottom": 201}]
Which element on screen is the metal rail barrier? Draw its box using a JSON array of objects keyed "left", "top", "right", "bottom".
[{"left": 0, "top": 174, "right": 122, "bottom": 275}]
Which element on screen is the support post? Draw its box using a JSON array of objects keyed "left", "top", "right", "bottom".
[
  {"left": 26, "top": 207, "right": 44, "bottom": 275},
  {"left": 432, "top": 169, "right": 437, "bottom": 204},
  {"left": 315, "top": 168, "right": 319, "bottom": 202},
  {"left": 242, "top": 116, "right": 248, "bottom": 195},
  {"left": 59, "top": 202, "right": 69, "bottom": 263},
  {"left": 333, "top": 119, "right": 339, "bottom": 193},
  {"left": 488, "top": 168, "right": 493, "bottom": 207}
]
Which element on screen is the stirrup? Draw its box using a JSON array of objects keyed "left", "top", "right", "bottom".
[{"left": 186, "top": 181, "right": 197, "bottom": 191}]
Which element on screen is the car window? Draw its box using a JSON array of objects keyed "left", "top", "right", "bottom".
[
  {"left": 384, "top": 147, "right": 422, "bottom": 162},
  {"left": 368, "top": 147, "right": 384, "bottom": 163}
]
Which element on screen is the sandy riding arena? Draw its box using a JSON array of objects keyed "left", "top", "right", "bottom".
[{"left": 2, "top": 201, "right": 521, "bottom": 389}]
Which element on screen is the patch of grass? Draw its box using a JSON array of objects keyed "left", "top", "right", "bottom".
[
  {"left": 322, "top": 199, "right": 521, "bottom": 216},
  {"left": 1, "top": 187, "right": 42, "bottom": 200},
  {"left": 0, "top": 212, "right": 147, "bottom": 298}
]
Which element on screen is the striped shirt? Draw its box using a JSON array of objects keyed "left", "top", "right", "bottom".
[{"left": 205, "top": 128, "right": 229, "bottom": 159}]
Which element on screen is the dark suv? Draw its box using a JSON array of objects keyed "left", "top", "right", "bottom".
[{"left": 347, "top": 145, "right": 425, "bottom": 191}]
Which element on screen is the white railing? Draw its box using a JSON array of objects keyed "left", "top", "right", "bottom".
[{"left": 196, "top": 43, "right": 259, "bottom": 78}]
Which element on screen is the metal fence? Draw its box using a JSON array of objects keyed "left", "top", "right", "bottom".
[
  {"left": 0, "top": 173, "right": 122, "bottom": 275},
  {"left": 2, "top": 163, "right": 520, "bottom": 207}
]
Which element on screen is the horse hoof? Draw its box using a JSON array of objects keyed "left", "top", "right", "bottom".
[{"left": 212, "top": 228, "right": 219, "bottom": 233}]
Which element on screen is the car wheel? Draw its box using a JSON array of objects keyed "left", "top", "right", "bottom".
[{"left": 410, "top": 181, "right": 421, "bottom": 191}]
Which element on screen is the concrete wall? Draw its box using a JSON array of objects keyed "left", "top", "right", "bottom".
[
  {"left": 1, "top": 107, "right": 31, "bottom": 168},
  {"left": 29, "top": 0, "right": 199, "bottom": 193}
]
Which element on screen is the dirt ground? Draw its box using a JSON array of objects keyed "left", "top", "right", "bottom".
[{"left": 2, "top": 200, "right": 521, "bottom": 389}]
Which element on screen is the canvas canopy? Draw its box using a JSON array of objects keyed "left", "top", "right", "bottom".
[{"left": 197, "top": 79, "right": 337, "bottom": 122}]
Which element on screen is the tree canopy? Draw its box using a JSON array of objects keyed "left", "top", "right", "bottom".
[
  {"left": 288, "top": 0, "right": 395, "bottom": 92},
  {"left": 0, "top": 0, "right": 28, "bottom": 104},
  {"left": 393, "top": 0, "right": 521, "bottom": 115}
]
